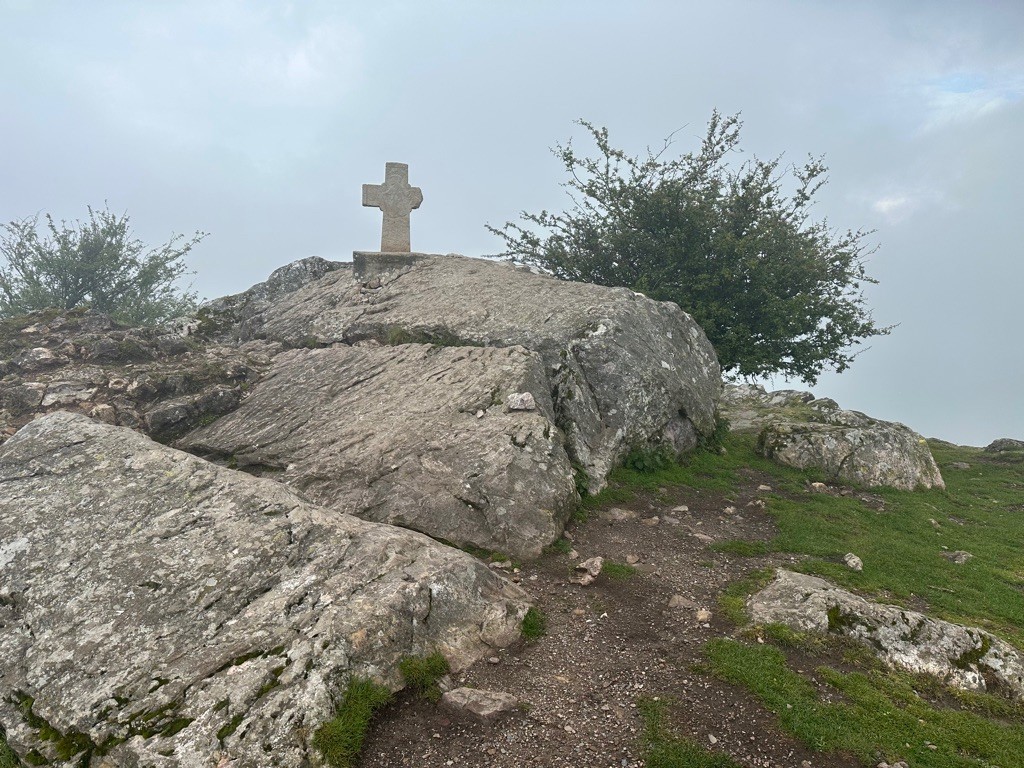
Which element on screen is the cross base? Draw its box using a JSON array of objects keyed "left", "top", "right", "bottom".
[{"left": 352, "top": 251, "right": 437, "bottom": 281}]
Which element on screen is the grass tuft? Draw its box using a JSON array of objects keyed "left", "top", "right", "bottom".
[
  {"left": 602, "top": 560, "right": 639, "bottom": 580},
  {"left": 312, "top": 678, "right": 393, "bottom": 768},
  {"left": 637, "top": 697, "right": 743, "bottom": 767},
  {"left": 520, "top": 606, "right": 547, "bottom": 642},
  {"left": 0, "top": 729, "right": 19, "bottom": 768},
  {"left": 398, "top": 652, "right": 450, "bottom": 702}
]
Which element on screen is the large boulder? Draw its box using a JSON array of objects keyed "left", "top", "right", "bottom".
[
  {"left": 182, "top": 343, "right": 575, "bottom": 559},
  {"left": 985, "top": 437, "right": 1024, "bottom": 453},
  {"left": 750, "top": 570, "right": 1024, "bottom": 699},
  {"left": 0, "top": 412, "right": 528, "bottom": 767},
  {"left": 202, "top": 254, "right": 722, "bottom": 490},
  {"left": 721, "top": 384, "right": 944, "bottom": 491}
]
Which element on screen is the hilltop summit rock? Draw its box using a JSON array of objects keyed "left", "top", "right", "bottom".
[
  {"left": 0, "top": 412, "right": 528, "bottom": 767},
  {"left": 188, "top": 253, "right": 721, "bottom": 556}
]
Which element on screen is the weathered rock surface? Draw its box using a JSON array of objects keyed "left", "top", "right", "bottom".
[
  {"left": 441, "top": 687, "right": 520, "bottom": 721},
  {"left": 182, "top": 343, "right": 576, "bottom": 559},
  {"left": 0, "top": 412, "right": 529, "bottom": 767},
  {"left": 204, "top": 254, "right": 721, "bottom": 491},
  {"left": 721, "top": 384, "right": 944, "bottom": 491},
  {"left": 0, "top": 307, "right": 276, "bottom": 444},
  {"left": 985, "top": 437, "right": 1024, "bottom": 453},
  {"left": 750, "top": 570, "right": 1024, "bottom": 699}
]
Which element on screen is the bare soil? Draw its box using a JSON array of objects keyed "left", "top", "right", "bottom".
[{"left": 359, "top": 469, "right": 863, "bottom": 768}]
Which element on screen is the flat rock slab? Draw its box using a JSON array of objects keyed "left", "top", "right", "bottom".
[
  {"left": 441, "top": 687, "right": 520, "bottom": 721},
  {"left": 209, "top": 254, "right": 721, "bottom": 492},
  {"left": 750, "top": 570, "right": 1024, "bottom": 699},
  {"left": 0, "top": 412, "right": 529, "bottom": 767},
  {"left": 722, "top": 384, "right": 944, "bottom": 491},
  {"left": 181, "top": 344, "right": 576, "bottom": 559}
]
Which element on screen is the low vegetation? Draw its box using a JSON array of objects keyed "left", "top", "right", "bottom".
[
  {"left": 398, "top": 652, "right": 450, "bottom": 702},
  {"left": 520, "top": 606, "right": 547, "bottom": 642},
  {"left": 0, "top": 731, "right": 18, "bottom": 768},
  {"left": 637, "top": 698, "right": 742, "bottom": 768},
  {"left": 585, "top": 425, "right": 1024, "bottom": 766},
  {"left": 312, "top": 678, "right": 393, "bottom": 768},
  {"left": 705, "top": 636, "right": 1024, "bottom": 767},
  {"left": 601, "top": 560, "right": 639, "bottom": 580}
]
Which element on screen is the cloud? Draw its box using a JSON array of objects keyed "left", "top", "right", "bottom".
[{"left": 917, "top": 71, "right": 1024, "bottom": 131}]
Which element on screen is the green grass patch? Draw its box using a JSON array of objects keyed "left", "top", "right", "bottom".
[
  {"left": 711, "top": 540, "right": 771, "bottom": 557},
  {"left": 638, "top": 697, "right": 742, "bottom": 768},
  {"left": 0, "top": 729, "right": 20, "bottom": 768},
  {"left": 705, "top": 637, "right": 1024, "bottom": 767},
  {"left": 312, "top": 677, "right": 393, "bottom": 768},
  {"left": 718, "top": 568, "right": 774, "bottom": 626},
  {"left": 398, "top": 652, "right": 450, "bottom": 702},
  {"left": 520, "top": 606, "right": 547, "bottom": 642},
  {"left": 544, "top": 538, "right": 573, "bottom": 555},
  {"left": 602, "top": 560, "right": 639, "bottom": 580},
  {"left": 756, "top": 438, "right": 1024, "bottom": 647}
]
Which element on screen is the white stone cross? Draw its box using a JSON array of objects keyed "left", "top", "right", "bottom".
[{"left": 362, "top": 162, "right": 423, "bottom": 252}]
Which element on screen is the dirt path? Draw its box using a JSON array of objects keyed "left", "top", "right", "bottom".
[{"left": 360, "top": 470, "right": 861, "bottom": 768}]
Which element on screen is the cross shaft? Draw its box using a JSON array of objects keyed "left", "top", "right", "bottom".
[{"left": 362, "top": 162, "right": 423, "bottom": 252}]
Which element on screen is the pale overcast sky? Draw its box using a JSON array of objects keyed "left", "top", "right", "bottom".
[{"left": 1, "top": 1, "right": 1021, "bottom": 446}]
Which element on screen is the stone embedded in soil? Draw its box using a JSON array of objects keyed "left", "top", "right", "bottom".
[
  {"left": 442, "top": 688, "right": 521, "bottom": 721},
  {"left": 750, "top": 569, "right": 1024, "bottom": 699},
  {"left": 668, "top": 595, "right": 697, "bottom": 610},
  {"left": 843, "top": 552, "right": 864, "bottom": 571},
  {"left": 942, "top": 550, "right": 973, "bottom": 565}
]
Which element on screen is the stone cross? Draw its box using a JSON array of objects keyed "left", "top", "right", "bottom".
[{"left": 362, "top": 162, "right": 423, "bottom": 252}]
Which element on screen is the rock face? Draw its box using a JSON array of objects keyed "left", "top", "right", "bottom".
[
  {"left": 985, "top": 437, "right": 1024, "bottom": 453},
  {"left": 721, "top": 384, "right": 944, "bottom": 491},
  {"left": 184, "top": 254, "right": 720, "bottom": 554},
  {"left": 750, "top": 570, "right": 1024, "bottom": 699},
  {"left": 0, "top": 307, "right": 277, "bottom": 444},
  {"left": 0, "top": 412, "right": 529, "bottom": 767},
  {"left": 182, "top": 343, "right": 576, "bottom": 559},
  {"left": 208, "top": 254, "right": 721, "bottom": 489}
]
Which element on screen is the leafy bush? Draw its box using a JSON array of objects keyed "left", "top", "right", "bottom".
[
  {"left": 490, "top": 113, "right": 891, "bottom": 383},
  {"left": 0, "top": 205, "right": 204, "bottom": 325}
]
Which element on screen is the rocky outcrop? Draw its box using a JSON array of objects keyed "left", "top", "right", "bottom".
[
  {"left": 0, "top": 307, "right": 277, "bottom": 444},
  {"left": 721, "top": 384, "right": 944, "bottom": 491},
  {"left": 203, "top": 254, "right": 721, "bottom": 490},
  {"left": 182, "top": 343, "right": 576, "bottom": 559},
  {"left": 749, "top": 570, "right": 1024, "bottom": 699},
  {"left": 0, "top": 255, "right": 721, "bottom": 559},
  {"left": 0, "top": 412, "right": 529, "bottom": 767},
  {"left": 985, "top": 438, "right": 1024, "bottom": 453}
]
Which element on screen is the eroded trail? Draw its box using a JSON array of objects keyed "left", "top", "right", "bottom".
[{"left": 360, "top": 470, "right": 856, "bottom": 768}]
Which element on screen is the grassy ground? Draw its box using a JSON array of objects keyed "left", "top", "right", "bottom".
[
  {"left": 594, "top": 433, "right": 1024, "bottom": 648},
  {"left": 590, "top": 431, "right": 1024, "bottom": 766},
  {"left": 638, "top": 698, "right": 743, "bottom": 768},
  {"left": 706, "top": 633, "right": 1024, "bottom": 767}
]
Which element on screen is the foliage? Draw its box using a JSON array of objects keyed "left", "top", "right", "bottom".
[
  {"left": 0, "top": 206, "right": 203, "bottom": 325},
  {"left": 0, "top": 728, "right": 19, "bottom": 768},
  {"left": 705, "top": 637, "right": 1024, "bottom": 767},
  {"left": 637, "top": 697, "right": 743, "bottom": 768},
  {"left": 312, "top": 677, "right": 393, "bottom": 768},
  {"left": 520, "top": 606, "right": 547, "bottom": 642},
  {"left": 398, "top": 652, "right": 450, "bottom": 702},
  {"left": 601, "top": 560, "right": 639, "bottom": 580},
  {"left": 489, "top": 113, "right": 891, "bottom": 383}
]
